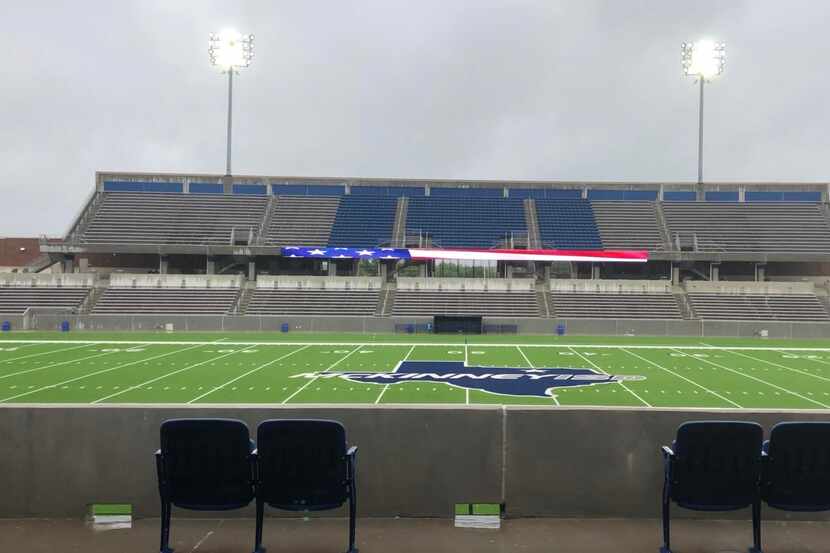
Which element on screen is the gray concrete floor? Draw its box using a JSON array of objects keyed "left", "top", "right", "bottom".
[{"left": 0, "top": 517, "right": 827, "bottom": 553}]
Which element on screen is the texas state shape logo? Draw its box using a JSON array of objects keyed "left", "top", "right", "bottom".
[{"left": 291, "top": 360, "right": 645, "bottom": 398}]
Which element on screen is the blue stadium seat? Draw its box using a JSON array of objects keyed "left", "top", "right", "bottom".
[
  {"left": 155, "top": 419, "right": 256, "bottom": 553},
  {"left": 328, "top": 195, "right": 398, "bottom": 246},
  {"left": 254, "top": 420, "right": 358, "bottom": 553},
  {"left": 762, "top": 422, "right": 830, "bottom": 512},
  {"left": 660, "top": 421, "right": 763, "bottom": 553},
  {"left": 406, "top": 197, "right": 526, "bottom": 247},
  {"left": 534, "top": 199, "right": 602, "bottom": 249}
]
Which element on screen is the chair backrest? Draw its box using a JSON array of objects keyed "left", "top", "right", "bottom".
[
  {"left": 763, "top": 422, "right": 830, "bottom": 511},
  {"left": 256, "top": 419, "right": 348, "bottom": 511},
  {"left": 670, "top": 421, "right": 763, "bottom": 509},
  {"left": 159, "top": 418, "right": 254, "bottom": 509}
]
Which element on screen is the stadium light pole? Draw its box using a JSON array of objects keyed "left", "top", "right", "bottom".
[
  {"left": 681, "top": 40, "right": 725, "bottom": 184},
  {"left": 209, "top": 30, "right": 254, "bottom": 176}
]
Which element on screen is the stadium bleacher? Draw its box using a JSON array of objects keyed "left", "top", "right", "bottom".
[
  {"left": 535, "top": 199, "right": 603, "bottom": 249},
  {"left": 80, "top": 192, "right": 268, "bottom": 245},
  {"left": 662, "top": 202, "right": 830, "bottom": 252},
  {"left": 390, "top": 289, "right": 540, "bottom": 317},
  {"left": 246, "top": 288, "right": 380, "bottom": 316},
  {"left": 328, "top": 195, "right": 398, "bottom": 247},
  {"left": 406, "top": 197, "right": 526, "bottom": 247},
  {"left": 266, "top": 195, "right": 340, "bottom": 246},
  {"left": 92, "top": 287, "right": 239, "bottom": 315},
  {"left": 549, "top": 292, "right": 682, "bottom": 319},
  {"left": 686, "top": 293, "right": 830, "bottom": 321},
  {"left": 590, "top": 201, "right": 665, "bottom": 250},
  {"left": 0, "top": 287, "right": 90, "bottom": 314}
]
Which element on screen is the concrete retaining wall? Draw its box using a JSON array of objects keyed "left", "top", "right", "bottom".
[
  {"left": 109, "top": 273, "right": 242, "bottom": 289},
  {"left": 0, "top": 273, "right": 95, "bottom": 288},
  {"left": 1, "top": 406, "right": 829, "bottom": 520},
  {"left": 9, "top": 314, "right": 830, "bottom": 339},
  {"left": 550, "top": 279, "right": 672, "bottom": 294},
  {"left": 684, "top": 280, "right": 815, "bottom": 295},
  {"left": 397, "top": 278, "right": 534, "bottom": 292},
  {"left": 256, "top": 276, "right": 382, "bottom": 290}
]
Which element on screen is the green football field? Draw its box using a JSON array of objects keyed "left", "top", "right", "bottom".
[{"left": 0, "top": 332, "right": 830, "bottom": 409}]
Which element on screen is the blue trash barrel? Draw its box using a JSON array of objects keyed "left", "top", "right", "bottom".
[
  {"left": 1, "top": 321, "right": 10, "bottom": 332},
  {"left": 555, "top": 323, "right": 566, "bottom": 336},
  {"left": 60, "top": 320, "right": 70, "bottom": 332},
  {"left": 280, "top": 323, "right": 289, "bottom": 333}
]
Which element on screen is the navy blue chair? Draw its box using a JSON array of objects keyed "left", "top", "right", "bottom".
[
  {"left": 762, "top": 422, "right": 830, "bottom": 512},
  {"left": 155, "top": 419, "right": 256, "bottom": 553},
  {"left": 254, "top": 419, "right": 358, "bottom": 553},
  {"left": 661, "top": 421, "right": 764, "bottom": 553}
]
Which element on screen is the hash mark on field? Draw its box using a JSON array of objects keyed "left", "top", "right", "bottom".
[
  {"left": 0, "top": 349, "right": 121, "bottom": 380},
  {"left": 0, "top": 342, "right": 90, "bottom": 364},
  {"left": 623, "top": 349, "right": 742, "bottom": 408},
  {"left": 90, "top": 343, "right": 253, "bottom": 404},
  {"left": 729, "top": 350, "right": 830, "bottom": 383},
  {"left": 674, "top": 349, "right": 830, "bottom": 409},
  {"left": 282, "top": 345, "right": 363, "bottom": 404},
  {"left": 569, "top": 347, "right": 649, "bottom": 407},
  {"left": 187, "top": 345, "right": 309, "bottom": 403},
  {"left": 0, "top": 344, "right": 199, "bottom": 403}
]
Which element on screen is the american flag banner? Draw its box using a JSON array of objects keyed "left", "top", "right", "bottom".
[{"left": 282, "top": 246, "right": 647, "bottom": 263}]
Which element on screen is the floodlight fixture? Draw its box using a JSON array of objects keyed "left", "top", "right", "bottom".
[
  {"left": 681, "top": 39, "right": 726, "bottom": 185},
  {"left": 681, "top": 40, "right": 725, "bottom": 80},
  {"left": 208, "top": 29, "right": 254, "bottom": 176}
]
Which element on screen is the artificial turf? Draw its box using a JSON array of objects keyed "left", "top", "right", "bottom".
[{"left": 0, "top": 332, "right": 829, "bottom": 409}]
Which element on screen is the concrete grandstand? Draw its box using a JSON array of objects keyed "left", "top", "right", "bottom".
[{"left": 0, "top": 170, "right": 827, "bottom": 336}]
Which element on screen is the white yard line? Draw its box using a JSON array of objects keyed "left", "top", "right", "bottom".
[
  {"left": 6, "top": 338, "right": 830, "bottom": 351},
  {"left": 0, "top": 342, "right": 90, "bottom": 364},
  {"left": 0, "top": 350, "right": 121, "bottom": 380},
  {"left": 281, "top": 345, "right": 363, "bottom": 404},
  {"left": 375, "top": 345, "right": 416, "bottom": 405},
  {"left": 516, "top": 346, "right": 534, "bottom": 368},
  {"left": 568, "top": 347, "right": 650, "bottom": 407},
  {"left": 90, "top": 344, "right": 256, "bottom": 404},
  {"left": 186, "top": 345, "right": 310, "bottom": 404},
  {"left": 724, "top": 349, "right": 830, "bottom": 384},
  {"left": 672, "top": 348, "right": 830, "bottom": 409},
  {"left": 623, "top": 348, "right": 743, "bottom": 408},
  {"left": 518, "top": 346, "right": 559, "bottom": 406},
  {"left": 464, "top": 342, "right": 469, "bottom": 365},
  {"left": 465, "top": 388, "right": 470, "bottom": 405},
  {"left": 0, "top": 344, "right": 203, "bottom": 403}
]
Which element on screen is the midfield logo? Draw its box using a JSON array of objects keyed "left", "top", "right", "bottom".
[{"left": 290, "top": 360, "right": 645, "bottom": 398}]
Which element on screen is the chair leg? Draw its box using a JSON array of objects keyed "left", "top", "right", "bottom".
[
  {"left": 660, "top": 486, "right": 671, "bottom": 553},
  {"left": 253, "top": 498, "right": 266, "bottom": 553},
  {"left": 347, "top": 486, "right": 358, "bottom": 553},
  {"left": 749, "top": 499, "right": 762, "bottom": 553},
  {"left": 160, "top": 500, "right": 173, "bottom": 553}
]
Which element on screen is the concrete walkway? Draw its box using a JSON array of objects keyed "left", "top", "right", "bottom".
[{"left": 1, "top": 517, "right": 827, "bottom": 553}]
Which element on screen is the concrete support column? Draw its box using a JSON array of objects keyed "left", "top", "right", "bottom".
[
  {"left": 247, "top": 258, "right": 256, "bottom": 281},
  {"left": 756, "top": 264, "right": 767, "bottom": 282},
  {"left": 506, "top": 265, "right": 514, "bottom": 279},
  {"left": 544, "top": 264, "right": 552, "bottom": 283},
  {"left": 78, "top": 257, "right": 89, "bottom": 273},
  {"left": 328, "top": 261, "right": 336, "bottom": 277},
  {"left": 62, "top": 255, "right": 74, "bottom": 274},
  {"left": 380, "top": 262, "right": 388, "bottom": 281},
  {"left": 569, "top": 263, "right": 578, "bottom": 279},
  {"left": 711, "top": 262, "right": 720, "bottom": 282},
  {"left": 159, "top": 255, "right": 169, "bottom": 275},
  {"left": 591, "top": 263, "right": 600, "bottom": 280},
  {"left": 671, "top": 264, "right": 680, "bottom": 285},
  {"left": 418, "top": 263, "right": 427, "bottom": 277},
  {"left": 206, "top": 256, "right": 216, "bottom": 275}
]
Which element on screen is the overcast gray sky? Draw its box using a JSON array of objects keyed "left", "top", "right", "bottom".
[{"left": 1, "top": 0, "right": 827, "bottom": 236}]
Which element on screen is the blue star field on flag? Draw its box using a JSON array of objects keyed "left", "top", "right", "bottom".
[{"left": 281, "top": 246, "right": 412, "bottom": 260}]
